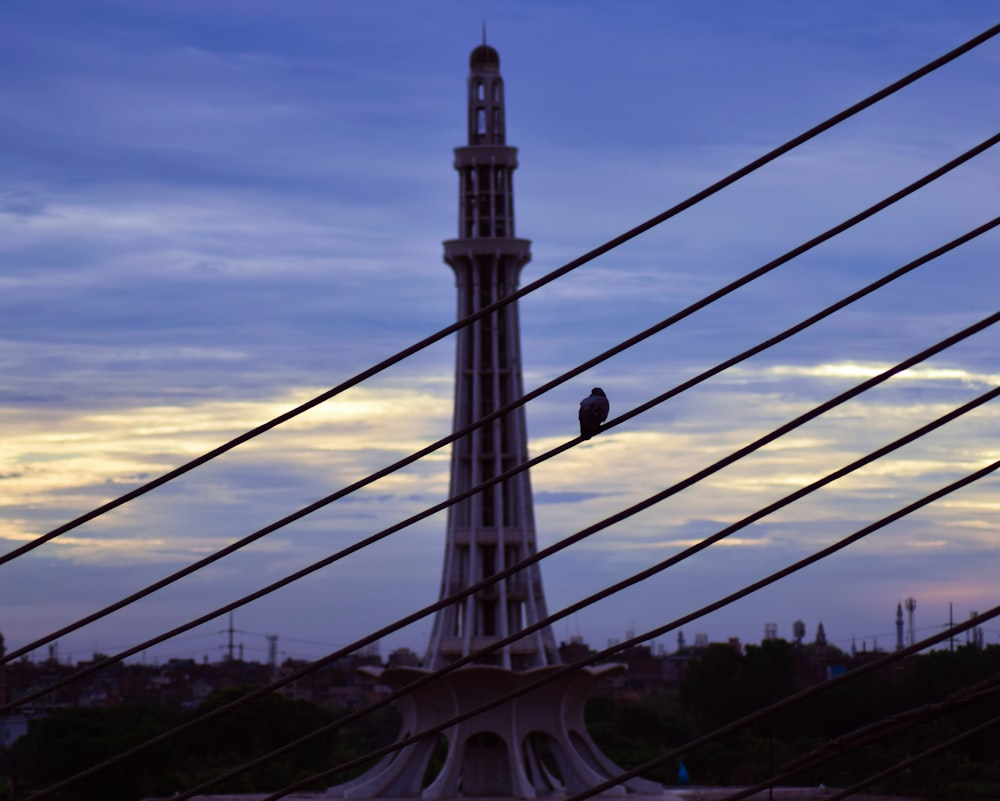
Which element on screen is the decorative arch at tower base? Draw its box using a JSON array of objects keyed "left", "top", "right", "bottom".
[{"left": 325, "top": 664, "right": 666, "bottom": 800}]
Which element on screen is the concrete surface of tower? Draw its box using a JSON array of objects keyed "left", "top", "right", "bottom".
[{"left": 425, "top": 40, "right": 559, "bottom": 672}]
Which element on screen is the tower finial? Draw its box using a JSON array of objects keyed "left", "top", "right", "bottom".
[{"left": 482, "top": 20, "right": 487, "bottom": 45}]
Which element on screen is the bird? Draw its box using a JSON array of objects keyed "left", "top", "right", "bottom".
[{"left": 579, "top": 387, "right": 609, "bottom": 439}]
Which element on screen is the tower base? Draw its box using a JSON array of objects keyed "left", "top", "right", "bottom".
[{"left": 326, "top": 664, "right": 664, "bottom": 800}]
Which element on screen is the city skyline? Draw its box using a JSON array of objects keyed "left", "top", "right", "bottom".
[
  {"left": 9, "top": 600, "right": 976, "bottom": 668},
  {"left": 2, "top": 2, "right": 999, "bottom": 668}
]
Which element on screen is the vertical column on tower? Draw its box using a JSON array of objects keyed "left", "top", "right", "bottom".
[{"left": 425, "top": 42, "right": 559, "bottom": 672}]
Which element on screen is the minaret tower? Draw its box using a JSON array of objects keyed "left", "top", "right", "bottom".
[
  {"left": 426, "top": 39, "right": 558, "bottom": 672},
  {"left": 328, "top": 41, "right": 661, "bottom": 799}
]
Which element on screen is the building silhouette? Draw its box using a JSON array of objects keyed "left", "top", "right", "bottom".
[{"left": 327, "top": 40, "right": 662, "bottom": 800}]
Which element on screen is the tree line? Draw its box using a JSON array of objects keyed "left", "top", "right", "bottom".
[
  {"left": 2, "top": 641, "right": 998, "bottom": 800},
  {"left": 591, "top": 640, "right": 1000, "bottom": 798}
]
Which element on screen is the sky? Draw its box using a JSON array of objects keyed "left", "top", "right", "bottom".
[{"left": 1, "top": 1, "right": 999, "bottom": 669}]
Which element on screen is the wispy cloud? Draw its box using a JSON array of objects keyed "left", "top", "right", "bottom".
[{"left": 1, "top": 1, "right": 998, "bottom": 658}]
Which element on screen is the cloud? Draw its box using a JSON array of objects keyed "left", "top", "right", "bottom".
[
  {"left": 0, "top": 382, "right": 452, "bottom": 560},
  {"left": 2, "top": 1, "right": 999, "bottom": 662},
  {"left": 534, "top": 491, "right": 610, "bottom": 505},
  {"left": 759, "top": 362, "right": 1000, "bottom": 386}
]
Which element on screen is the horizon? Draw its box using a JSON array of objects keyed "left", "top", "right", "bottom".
[{"left": 6, "top": 597, "right": 983, "bottom": 668}]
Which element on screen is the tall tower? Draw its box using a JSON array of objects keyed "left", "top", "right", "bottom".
[
  {"left": 425, "top": 39, "right": 558, "bottom": 672},
  {"left": 329, "top": 41, "right": 661, "bottom": 800},
  {"left": 906, "top": 597, "right": 917, "bottom": 647}
]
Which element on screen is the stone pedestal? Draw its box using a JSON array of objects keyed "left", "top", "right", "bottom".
[{"left": 326, "top": 664, "right": 663, "bottom": 799}]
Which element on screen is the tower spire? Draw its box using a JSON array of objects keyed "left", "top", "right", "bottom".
[
  {"left": 426, "top": 35, "right": 557, "bottom": 672},
  {"left": 326, "top": 43, "right": 663, "bottom": 799}
]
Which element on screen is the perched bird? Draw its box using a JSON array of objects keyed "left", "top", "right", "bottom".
[{"left": 579, "top": 387, "right": 609, "bottom": 439}]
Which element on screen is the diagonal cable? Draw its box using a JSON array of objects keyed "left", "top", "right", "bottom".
[
  {"left": 4, "top": 24, "right": 997, "bottom": 565},
  {"left": 715, "top": 671, "right": 1000, "bottom": 801},
  {"left": 152, "top": 386, "right": 1000, "bottom": 800},
  {"left": 556, "top": 605, "right": 1000, "bottom": 801},
  {"left": 10, "top": 379, "right": 997, "bottom": 796},
  {"left": 32, "top": 463, "right": 1000, "bottom": 801},
  {"left": 822, "top": 712, "right": 1000, "bottom": 801},
  {"left": 14, "top": 377, "right": 995, "bottom": 717},
  {"left": 256, "top": 468, "right": 1000, "bottom": 801},
  {"left": 5, "top": 193, "right": 997, "bottom": 669},
  {"left": 781, "top": 676, "right": 1000, "bottom": 776},
  {"left": 20, "top": 312, "right": 999, "bottom": 797},
  {"left": 4, "top": 211, "right": 995, "bottom": 677}
]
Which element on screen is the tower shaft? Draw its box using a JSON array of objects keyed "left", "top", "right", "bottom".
[
  {"left": 425, "top": 43, "right": 557, "bottom": 672},
  {"left": 328, "top": 43, "right": 662, "bottom": 799}
]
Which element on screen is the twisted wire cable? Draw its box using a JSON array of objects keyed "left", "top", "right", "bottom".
[
  {"left": 6, "top": 301, "right": 997, "bottom": 691},
  {"left": 24, "top": 337, "right": 1000, "bottom": 798},
  {"left": 5, "top": 195, "right": 997, "bottom": 670},
  {"left": 557, "top": 606, "right": 1000, "bottom": 801},
  {"left": 5, "top": 220, "right": 996, "bottom": 680},
  {"left": 256, "top": 475, "right": 1000, "bottom": 801},
  {"left": 789, "top": 676, "right": 1000, "bottom": 770},
  {"left": 157, "top": 387, "right": 1000, "bottom": 800},
  {"left": 29, "top": 463, "right": 1000, "bottom": 801},
  {"left": 3, "top": 22, "right": 996, "bottom": 566},
  {"left": 12, "top": 387, "right": 1000, "bottom": 801},
  {"left": 8, "top": 370, "right": 998, "bottom": 716},
  {"left": 713, "top": 671, "right": 1000, "bottom": 801},
  {"left": 822, "top": 712, "right": 1000, "bottom": 801},
  {"left": 7, "top": 25, "right": 1000, "bottom": 800}
]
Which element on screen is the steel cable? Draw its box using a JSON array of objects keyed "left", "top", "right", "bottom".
[
  {"left": 27, "top": 465, "right": 1000, "bottom": 801},
  {"left": 3, "top": 22, "right": 996, "bottom": 566},
  {"left": 713, "top": 672, "right": 1000, "bottom": 801},
  {"left": 8, "top": 25, "right": 1000, "bottom": 800},
  {"left": 557, "top": 606, "right": 1000, "bottom": 801},
  {"left": 257, "top": 480, "right": 1000, "bottom": 801},
  {"left": 153, "top": 388, "right": 1000, "bottom": 800},
  {"left": 6, "top": 193, "right": 998, "bottom": 670},
  {"left": 822, "top": 712, "right": 1000, "bottom": 801},
  {"left": 20, "top": 312, "right": 1000, "bottom": 798}
]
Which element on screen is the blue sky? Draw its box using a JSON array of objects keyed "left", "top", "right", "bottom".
[{"left": 1, "top": 1, "right": 999, "bottom": 667}]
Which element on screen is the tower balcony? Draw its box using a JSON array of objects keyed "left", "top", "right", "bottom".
[
  {"left": 446, "top": 574, "right": 529, "bottom": 598},
  {"left": 453, "top": 145, "right": 519, "bottom": 169},
  {"left": 443, "top": 237, "right": 531, "bottom": 263}
]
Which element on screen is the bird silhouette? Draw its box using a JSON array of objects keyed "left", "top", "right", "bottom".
[{"left": 579, "top": 387, "right": 609, "bottom": 439}]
